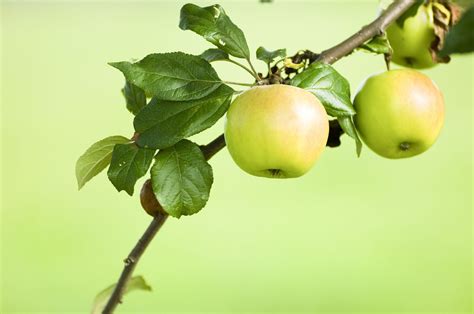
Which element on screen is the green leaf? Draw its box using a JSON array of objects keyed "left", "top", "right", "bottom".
[
  {"left": 122, "top": 81, "right": 147, "bottom": 115},
  {"left": 290, "top": 62, "right": 356, "bottom": 117},
  {"left": 439, "top": 6, "right": 474, "bottom": 56},
  {"left": 91, "top": 276, "right": 151, "bottom": 314},
  {"left": 395, "top": 0, "right": 424, "bottom": 27},
  {"left": 134, "top": 84, "right": 234, "bottom": 150},
  {"left": 179, "top": 3, "right": 250, "bottom": 59},
  {"left": 358, "top": 33, "right": 392, "bottom": 55},
  {"left": 107, "top": 143, "right": 155, "bottom": 195},
  {"left": 109, "top": 52, "right": 222, "bottom": 101},
  {"left": 338, "top": 116, "right": 362, "bottom": 157},
  {"left": 199, "top": 48, "right": 229, "bottom": 62},
  {"left": 76, "top": 136, "right": 130, "bottom": 190},
  {"left": 150, "top": 139, "right": 213, "bottom": 218},
  {"left": 256, "top": 46, "right": 286, "bottom": 64}
]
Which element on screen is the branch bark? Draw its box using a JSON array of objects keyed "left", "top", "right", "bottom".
[
  {"left": 101, "top": 1, "right": 417, "bottom": 312},
  {"left": 317, "top": 0, "right": 417, "bottom": 64}
]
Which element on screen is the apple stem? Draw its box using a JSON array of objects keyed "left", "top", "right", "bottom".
[
  {"left": 201, "top": 134, "right": 227, "bottom": 160},
  {"left": 384, "top": 53, "right": 392, "bottom": 71}
]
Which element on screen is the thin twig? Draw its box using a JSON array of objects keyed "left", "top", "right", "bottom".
[
  {"left": 101, "top": 140, "right": 221, "bottom": 314},
  {"left": 102, "top": 212, "right": 168, "bottom": 314},
  {"left": 101, "top": 1, "right": 417, "bottom": 312}
]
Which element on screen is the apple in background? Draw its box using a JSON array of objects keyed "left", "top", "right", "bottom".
[
  {"left": 224, "top": 85, "right": 329, "bottom": 178},
  {"left": 353, "top": 69, "right": 444, "bottom": 159},
  {"left": 386, "top": 3, "right": 437, "bottom": 69}
]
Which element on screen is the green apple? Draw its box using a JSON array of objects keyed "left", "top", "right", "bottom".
[
  {"left": 353, "top": 69, "right": 444, "bottom": 159},
  {"left": 224, "top": 84, "right": 329, "bottom": 178},
  {"left": 386, "top": 3, "right": 437, "bottom": 69}
]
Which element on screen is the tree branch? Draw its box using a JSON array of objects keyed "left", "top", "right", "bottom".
[
  {"left": 317, "top": 0, "right": 417, "bottom": 64},
  {"left": 101, "top": 1, "right": 417, "bottom": 312},
  {"left": 102, "top": 212, "right": 168, "bottom": 314},
  {"left": 200, "top": 0, "right": 417, "bottom": 161},
  {"left": 101, "top": 141, "right": 220, "bottom": 313}
]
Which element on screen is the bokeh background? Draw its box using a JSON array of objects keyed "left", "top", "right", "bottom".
[{"left": 1, "top": 0, "right": 472, "bottom": 313}]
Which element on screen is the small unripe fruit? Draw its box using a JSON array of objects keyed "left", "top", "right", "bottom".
[
  {"left": 140, "top": 179, "right": 166, "bottom": 217},
  {"left": 354, "top": 69, "right": 445, "bottom": 159}
]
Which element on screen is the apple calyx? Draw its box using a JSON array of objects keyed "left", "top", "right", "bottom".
[
  {"left": 264, "top": 169, "right": 282, "bottom": 178},
  {"left": 399, "top": 142, "right": 411, "bottom": 151}
]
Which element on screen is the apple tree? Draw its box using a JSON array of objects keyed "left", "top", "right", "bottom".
[{"left": 75, "top": 0, "right": 474, "bottom": 312}]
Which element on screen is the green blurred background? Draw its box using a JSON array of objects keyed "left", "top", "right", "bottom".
[{"left": 1, "top": 0, "right": 472, "bottom": 313}]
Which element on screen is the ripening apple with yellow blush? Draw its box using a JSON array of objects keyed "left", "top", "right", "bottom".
[
  {"left": 353, "top": 69, "right": 445, "bottom": 159},
  {"left": 224, "top": 85, "right": 329, "bottom": 178}
]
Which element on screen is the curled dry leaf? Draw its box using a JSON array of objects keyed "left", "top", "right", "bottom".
[{"left": 430, "top": 1, "right": 463, "bottom": 63}]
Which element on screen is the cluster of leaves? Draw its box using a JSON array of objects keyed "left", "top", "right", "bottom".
[{"left": 75, "top": 3, "right": 369, "bottom": 219}]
